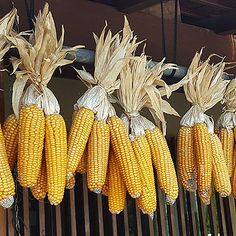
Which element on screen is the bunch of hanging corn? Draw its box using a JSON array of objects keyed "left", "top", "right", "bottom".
[
  {"left": 216, "top": 78, "right": 236, "bottom": 198},
  {"left": 177, "top": 49, "right": 231, "bottom": 204},
  {"left": 0, "top": 8, "right": 18, "bottom": 208},
  {"left": 116, "top": 53, "right": 188, "bottom": 213},
  {"left": 67, "top": 17, "right": 142, "bottom": 200},
  {"left": 8, "top": 3, "right": 81, "bottom": 205}
]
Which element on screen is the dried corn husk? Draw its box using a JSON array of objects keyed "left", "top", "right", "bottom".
[
  {"left": 8, "top": 3, "right": 82, "bottom": 117},
  {"left": 74, "top": 17, "right": 140, "bottom": 121},
  {"left": 0, "top": 8, "right": 17, "bottom": 62}
]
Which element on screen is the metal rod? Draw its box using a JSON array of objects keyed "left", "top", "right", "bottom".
[{"left": 66, "top": 48, "right": 234, "bottom": 80}]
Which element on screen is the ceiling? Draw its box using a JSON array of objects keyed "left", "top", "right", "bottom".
[{"left": 92, "top": 0, "right": 236, "bottom": 35}]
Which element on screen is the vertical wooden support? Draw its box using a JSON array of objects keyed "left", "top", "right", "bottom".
[
  {"left": 157, "top": 188, "right": 167, "bottom": 236},
  {"left": 208, "top": 201, "right": 218, "bottom": 236},
  {"left": 83, "top": 175, "right": 90, "bottom": 236},
  {"left": 55, "top": 206, "right": 62, "bottom": 236},
  {"left": 167, "top": 204, "right": 177, "bottom": 236},
  {"left": 23, "top": 188, "right": 30, "bottom": 236},
  {"left": 148, "top": 216, "right": 154, "bottom": 236},
  {"left": 197, "top": 198, "right": 208, "bottom": 236},
  {"left": 7, "top": 209, "right": 14, "bottom": 236},
  {"left": 215, "top": 194, "right": 227, "bottom": 235},
  {"left": 69, "top": 189, "right": 77, "bottom": 236},
  {"left": 39, "top": 202, "right": 46, "bottom": 236},
  {"left": 123, "top": 202, "right": 129, "bottom": 236},
  {"left": 112, "top": 214, "right": 118, "bottom": 236},
  {"left": 135, "top": 204, "right": 142, "bottom": 236},
  {"left": 97, "top": 194, "right": 104, "bottom": 236}
]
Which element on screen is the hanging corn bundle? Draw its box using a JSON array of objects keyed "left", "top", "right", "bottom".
[
  {"left": 0, "top": 8, "right": 18, "bottom": 208},
  {"left": 8, "top": 3, "right": 82, "bottom": 205},
  {"left": 67, "top": 17, "right": 142, "bottom": 197},
  {"left": 218, "top": 78, "right": 236, "bottom": 198},
  {"left": 117, "top": 54, "right": 187, "bottom": 208},
  {"left": 217, "top": 78, "right": 236, "bottom": 178},
  {"left": 178, "top": 49, "right": 230, "bottom": 203}
]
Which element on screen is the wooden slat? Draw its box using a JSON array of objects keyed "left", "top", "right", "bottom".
[
  {"left": 112, "top": 214, "right": 118, "bottom": 236},
  {"left": 83, "top": 175, "right": 90, "bottom": 236},
  {"left": 0, "top": 209, "right": 7, "bottom": 236},
  {"left": 55, "top": 206, "right": 62, "bottom": 236},
  {"left": 227, "top": 195, "right": 236, "bottom": 234},
  {"left": 97, "top": 194, "right": 104, "bottom": 236},
  {"left": 135, "top": 204, "right": 142, "bottom": 236},
  {"left": 167, "top": 205, "right": 177, "bottom": 235},
  {"left": 197, "top": 198, "right": 208, "bottom": 235},
  {"left": 123, "top": 203, "right": 129, "bottom": 236},
  {"left": 38, "top": 202, "right": 46, "bottom": 236},
  {"left": 23, "top": 188, "right": 30, "bottom": 236},
  {"left": 157, "top": 188, "right": 167, "bottom": 236},
  {"left": 69, "top": 189, "right": 77, "bottom": 236},
  {"left": 208, "top": 201, "right": 218, "bottom": 236},
  {"left": 176, "top": 184, "right": 187, "bottom": 235},
  {"left": 7, "top": 209, "right": 14, "bottom": 236},
  {"left": 186, "top": 192, "right": 198, "bottom": 236},
  {"left": 148, "top": 216, "right": 154, "bottom": 236},
  {"left": 215, "top": 194, "right": 227, "bottom": 235}
]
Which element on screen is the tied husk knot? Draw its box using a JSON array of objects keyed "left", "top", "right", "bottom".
[
  {"left": 182, "top": 48, "right": 230, "bottom": 127},
  {"left": 118, "top": 53, "right": 187, "bottom": 136},
  {"left": 217, "top": 78, "right": 236, "bottom": 129},
  {"left": 10, "top": 3, "right": 82, "bottom": 117},
  {"left": 74, "top": 16, "right": 141, "bottom": 121}
]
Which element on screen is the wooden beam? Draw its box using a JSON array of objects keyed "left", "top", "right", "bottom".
[{"left": 116, "top": 0, "right": 163, "bottom": 13}]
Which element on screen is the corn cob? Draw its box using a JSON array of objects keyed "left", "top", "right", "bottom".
[
  {"left": 18, "top": 104, "right": 45, "bottom": 187},
  {"left": 233, "top": 144, "right": 236, "bottom": 172},
  {"left": 45, "top": 114, "right": 67, "bottom": 205},
  {"left": 108, "top": 115, "right": 142, "bottom": 198},
  {"left": 177, "top": 126, "right": 197, "bottom": 192},
  {"left": 210, "top": 133, "right": 231, "bottom": 197},
  {"left": 0, "top": 125, "right": 15, "bottom": 205},
  {"left": 31, "top": 156, "right": 47, "bottom": 200},
  {"left": 232, "top": 165, "right": 236, "bottom": 199},
  {"left": 66, "top": 176, "right": 76, "bottom": 189},
  {"left": 108, "top": 149, "right": 126, "bottom": 214},
  {"left": 102, "top": 174, "right": 109, "bottom": 196},
  {"left": 132, "top": 135, "right": 156, "bottom": 216},
  {"left": 87, "top": 120, "right": 110, "bottom": 193},
  {"left": 214, "top": 128, "right": 220, "bottom": 136},
  {"left": 193, "top": 123, "right": 212, "bottom": 201},
  {"left": 219, "top": 128, "right": 234, "bottom": 177},
  {"left": 76, "top": 146, "right": 87, "bottom": 174},
  {"left": 199, "top": 184, "right": 212, "bottom": 205},
  {"left": 67, "top": 107, "right": 94, "bottom": 182},
  {"left": 145, "top": 127, "right": 178, "bottom": 204},
  {"left": 3, "top": 114, "right": 18, "bottom": 170}
]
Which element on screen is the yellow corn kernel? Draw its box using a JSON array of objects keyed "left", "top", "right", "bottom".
[
  {"left": 0, "top": 125, "right": 15, "bottom": 205},
  {"left": 87, "top": 120, "right": 110, "bottom": 193},
  {"left": 66, "top": 175, "right": 76, "bottom": 190},
  {"left": 108, "top": 115, "right": 142, "bottom": 198},
  {"left": 210, "top": 133, "right": 231, "bottom": 197},
  {"left": 193, "top": 123, "right": 212, "bottom": 202},
  {"left": 177, "top": 127, "right": 197, "bottom": 192},
  {"left": 108, "top": 149, "right": 126, "bottom": 214},
  {"left": 18, "top": 104, "right": 45, "bottom": 187},
  {"left": 233, "top": 144, "right": 236, "bottom": 171},
  {"left": 199, "top": 184, "right": 212, "bottom": 205},
  {"left": 31, "top": 156, "right": 47, "bottom": 200},
  {"left": 145, "top": 127, "right": 178, "bottom": 204},
  {"left": 232, "top": 166, "right": 236, "bottom": 199},
  {"left": 132, "top": 135, "right": 156, "bottom": 216},
  {"left": 102, "top": 173, "right": 109, "bottom": 196},
  {"left": 219, "top": 128, "right": 234, "bottom": 177},
  {"left": 67, "top": 107, "right": 94, "bottom": 181},
  {"left": 45, "top": 114, "right": 67, "bottom": 206},
  {"left": 3, "top": 114, "right": 18, "bottom": 170},
  {"left": 76, "top": 146, "right": 87, "bottom": 174}
]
